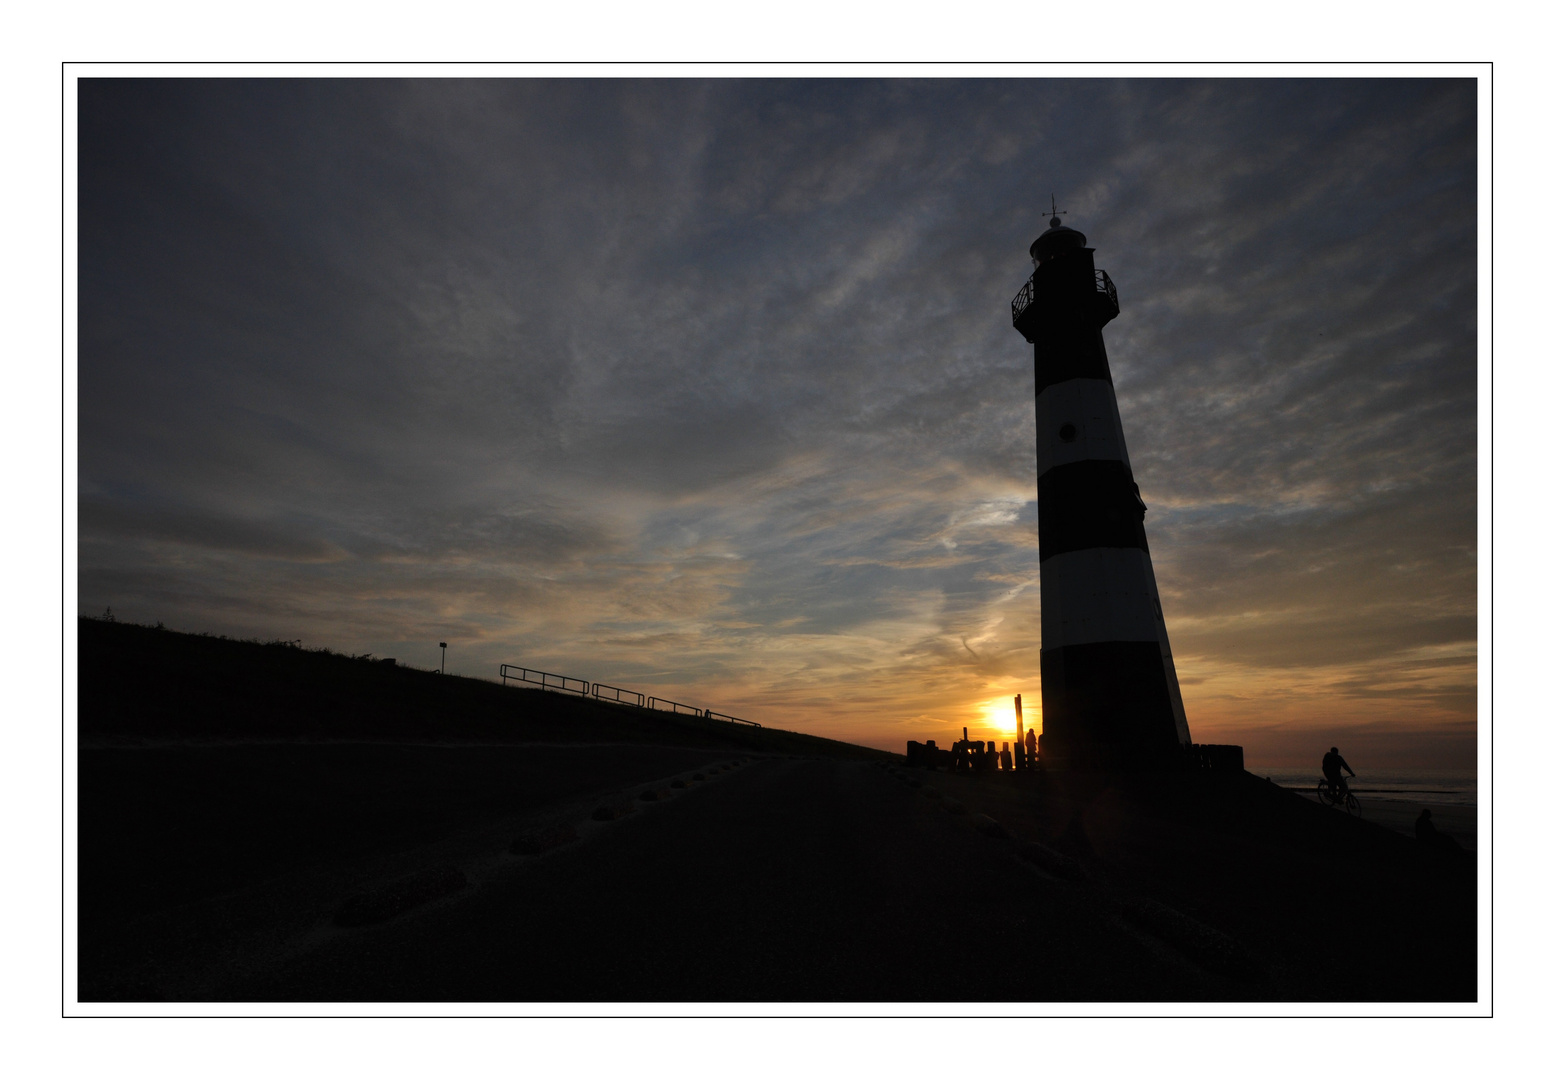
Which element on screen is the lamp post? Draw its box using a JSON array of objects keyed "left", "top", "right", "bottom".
[{"left": 439, "top": 642, "right": 447, "bottom": 675}]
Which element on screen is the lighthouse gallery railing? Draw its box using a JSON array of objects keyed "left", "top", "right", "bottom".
[{"left": 1010, "top": 268, "right": 1119, "bottom": 326}]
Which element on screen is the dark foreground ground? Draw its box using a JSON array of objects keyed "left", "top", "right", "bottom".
[{"left": 77, "top": 620, "right": 1477, "bottom": 1003}]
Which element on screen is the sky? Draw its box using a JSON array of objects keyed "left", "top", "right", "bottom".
[{"left": 76, "top": 78, "right": 1478, "bottom": 768}]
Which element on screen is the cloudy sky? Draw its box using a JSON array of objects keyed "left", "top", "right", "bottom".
[{"left": 76, "top": 78, "right": 1477, "bottom": 766}]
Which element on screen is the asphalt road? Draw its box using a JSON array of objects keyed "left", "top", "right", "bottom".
[{"left": 215, "top": 756, "right": 1233, "bottom": 1002}]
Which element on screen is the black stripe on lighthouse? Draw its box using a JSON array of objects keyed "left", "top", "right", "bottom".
[
  {"left": 1036, "top": 459, "right": 1148, "bottom": 561},
  {"left": 1032, "top": 322, "right": 1113, "bottom": 395}
]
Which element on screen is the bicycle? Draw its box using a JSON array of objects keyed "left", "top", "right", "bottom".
[{"left": 1316, "top": 776, "right": 1361, "bottom": 816}]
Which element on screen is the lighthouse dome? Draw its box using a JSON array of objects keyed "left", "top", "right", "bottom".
[{"left": 1030, "top": 218, "right": 1088, "bottom": 265}]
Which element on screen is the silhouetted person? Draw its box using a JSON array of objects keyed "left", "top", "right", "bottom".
[
  {"left": 1415, "top": 808, "right": 1465, "bottom": 855},
  {"left": 1322, "top": 746, "right": 1355, "bottom": 800}
]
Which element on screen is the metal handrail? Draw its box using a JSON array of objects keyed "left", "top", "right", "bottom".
[
  {"left": 499, "top": 663, "right": 588, "bottom": 695},
  {"left": 499, "top": 665, "right": 758, "bottom": 727},
  {"left": 1010, "top": 268, "right": 1119, "bottom": 327},
  {"left": 1011, "top": 275, "right": 1036, "bottom": 324},
  {"left": 647, "top": 696, "right": 703, "bottom": 717},
  {"left": 591, "top": 682, "right": 646, "bottom": 708},
  {"left": 1095, "top": 268, "right": 1119, "bottom": 320}
]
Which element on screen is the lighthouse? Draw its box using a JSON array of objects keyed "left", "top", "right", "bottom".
[{"left": 1012, "top": 208, "right": 1192, "bottom": 769}]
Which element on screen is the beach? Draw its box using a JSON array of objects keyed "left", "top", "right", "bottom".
[{"left": 1267, "top": 769, "right": 1477, "bottom": 852}]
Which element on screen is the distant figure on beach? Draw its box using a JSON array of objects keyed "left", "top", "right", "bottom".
[
  {"left": 1415, "top": 808, "right": 1465, "bottom": 855},
  {"left": 1322, "top": 746, "right": 1355, "bottom": 800}
]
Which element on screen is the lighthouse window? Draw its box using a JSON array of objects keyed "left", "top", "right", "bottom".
[{"left": 1058, "top": 422, "right": 1077, "bottom": 443}]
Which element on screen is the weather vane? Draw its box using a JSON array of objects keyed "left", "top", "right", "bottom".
[{"left": 1047, "top": 193, "right": 1067, "bottom": 228}]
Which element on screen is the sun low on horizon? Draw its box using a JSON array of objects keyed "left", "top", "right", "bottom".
[{"left": 973, "top": 696, "right": 1038, "bottom": 742}]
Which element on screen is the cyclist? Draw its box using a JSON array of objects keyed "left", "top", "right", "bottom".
[{"left": 1321, "top": 746, "right": 1355, "bottom": 803}]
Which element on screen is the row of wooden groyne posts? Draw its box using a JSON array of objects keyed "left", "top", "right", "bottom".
[{"left": 498, "top": 663, "right": 761, "bottom": 729}]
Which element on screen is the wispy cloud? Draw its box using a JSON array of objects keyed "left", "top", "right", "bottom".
[{"left": 78, "top": 79, "right": 1477, "bottom": 765}]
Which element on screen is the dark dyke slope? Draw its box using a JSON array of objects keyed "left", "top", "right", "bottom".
[
  {"left": 76, "top": 619, "right": 1474, "bottom": 1004},
  {"left": 77, "top": 619, "right": 886, "bottom": 1002}
]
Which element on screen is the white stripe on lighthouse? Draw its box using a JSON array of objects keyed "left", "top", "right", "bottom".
[
  {"left": 1041, "top": 547, "right": 1170, "bottom": 648},
  {"left": 1034, "top": 377, "right": 1134, "bottom": 477},
  {"left": 1159, "top": 638, "right": 1192, "bottom": 745}
]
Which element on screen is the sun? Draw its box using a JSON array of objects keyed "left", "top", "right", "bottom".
[
  {"left": 972, "top": 695, "right": 1041, "bottom": 742},
  {"left": 976, "top": 698, "right": 1018, "bottom": 737}
]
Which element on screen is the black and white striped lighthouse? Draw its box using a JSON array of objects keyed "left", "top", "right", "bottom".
[{"left": 1011, "top": 208, "right": 1191, "bottom": 768}]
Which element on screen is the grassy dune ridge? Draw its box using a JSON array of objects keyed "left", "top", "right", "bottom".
[{"left": 77, "top": 617, "right": 889, "bottom": 758}]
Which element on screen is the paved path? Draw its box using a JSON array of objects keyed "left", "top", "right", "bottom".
[{"left": 218, "top": 757, "right": 1228, "bottom": 1002}]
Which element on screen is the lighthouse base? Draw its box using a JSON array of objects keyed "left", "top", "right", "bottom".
[
  {"left": 1036, "top": 733, "right": 1246, "bottom": 775},
  {"left": 1037, "top": 641, "right": 1186, "bottom": 768},
  {"left": 1036, "top": 733, "right": 1182, "bottom": 772}
]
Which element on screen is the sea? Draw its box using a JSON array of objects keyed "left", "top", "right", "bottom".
[
  {"left": 1261, "top": 768, "right": 1479, "bottom": 850},
  {"left": 1262, "top": 768, "right": 1478, "bottom": 810}
]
